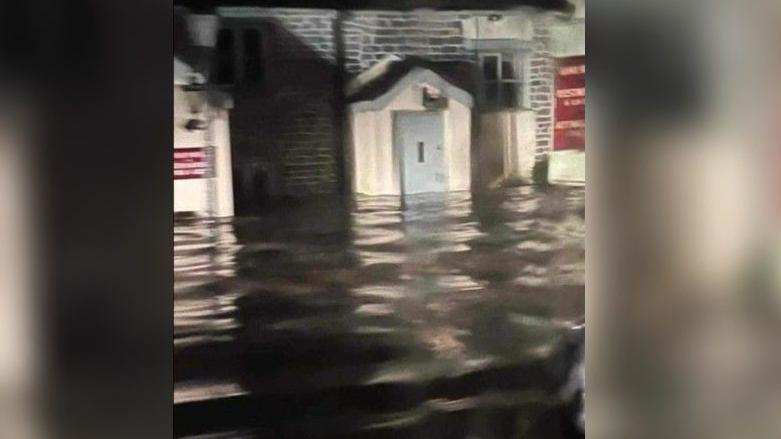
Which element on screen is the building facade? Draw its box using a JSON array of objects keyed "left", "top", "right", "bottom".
[
  {"left": 179, "top": 3, "right": 584, "bottom": 208},
  {"left": 546, "top": 2, "right": 585, "bottom": 184},
  {"left": 174, "top": 57, "right": 235, "bottom": 217},
  {"left": 210, "top": 8, "right": 343, "bottom": 206}
]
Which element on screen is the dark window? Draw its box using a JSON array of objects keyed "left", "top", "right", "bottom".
[
  {"left": 486, "top": 83, "right": 500, "bottom": 106},
  {"left": 481, "top": 52, "right": 525, "bottom": 109},
  {"left": 243, "top": 29, "right": 263, "bottom": 81},
  {"left": 502, "top": 60, "right": 516, "bottom": 79},
  {"left": 482, "top": 55, "right": 498, "bottom": 81},
  {"left": 214, "top": 29, "right": 234, "bottom": 84},
  {"left": 418, "top": 142, "right": 425, "bottom": 163},
  {"left": 502, "top": 83, "right": 520, "bottom": 108},
  {"left": 174, "top": 13, "right": 190, "bottom": 54}
]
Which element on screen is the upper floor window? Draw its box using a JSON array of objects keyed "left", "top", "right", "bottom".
[
  {"left": 214, "top": 29, "right": 235, "bottom": 85},
  {"left": 480, "top": 52, "right": 525, "bottom": 109},
  {"left": 243, "top": 29, "right": 263, "bottom": 81}
]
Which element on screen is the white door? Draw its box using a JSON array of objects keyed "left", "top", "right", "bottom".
[{"left": 394, "top": 112, "right": 447, "bottom": 194}]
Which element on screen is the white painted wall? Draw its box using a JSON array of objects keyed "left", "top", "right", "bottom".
[
  {"left": 174, "top": 86, "right": 208, "bottom": 214},
  {"left": 446, "top": 101, "right": 472, "bottom": 192},
  {"left": 461, "top": 14, "right": 534, "bottom": 41},
  {"left": 0, "top": 108, "right": 39, "bottom": 439},
  {"left": 476, "top": 112, "right": 505, "bottom": 188},
  {"left": 350, "top": 83, "right": 471, "bottom": 195},
  {"left": 569, "top": 0, "right": 585, "bottom": 19},
  {"left": 549, "top": 19, "right": 585, "bottom": 58},
  {"left": 187, "top": 14, "right": 219, "bottom": 47},
  {"left": 477, "top": 110, "right": 536, "bottom": 187},
  {"left": 548, "top": 150, "right": 585, "bottom": 185},
  {"left": 212, "top": 109, "right": 234, "bottom": 216},
  {"left": 507, "top": 110, "right": 537, "bottom": 180},
  {"left": 173, "top": 85, "right": 234, "bottom": 216}
]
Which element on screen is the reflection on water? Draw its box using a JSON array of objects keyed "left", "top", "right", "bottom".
[{"left": 174, "top": 187, "right": 584, "bottom": 438}]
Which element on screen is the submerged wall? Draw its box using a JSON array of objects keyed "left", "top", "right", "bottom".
[
  {"left": 216, "top": 8, "right": 341, "bottom": 198},
  {"left": 173, "top": 85, "right": 234, "bottom": 216},
  {"left": 477, "top": 110, "right": 536, "bottom": 188},
  {"left": 548, "top": 150, "right": 585, "bottom": 184}
]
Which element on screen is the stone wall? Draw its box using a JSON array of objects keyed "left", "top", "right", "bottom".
[
  {"left": 277, "top": 96, "right": 339, "bottom": 194},
  {"left": 341, "top": 9, "right": 557, "bottom": 158},
  {"left": 215, "top": 7, "right": 564, "bottom": 199},
  {"left": 218, "top": 8, "right": 341, "bottom": 197},
  {"left": 341, "top": 10, "right": 475, "bottom": 73},
  {"left": 218, "top": 7, "right": 337, "bottom": 64}
]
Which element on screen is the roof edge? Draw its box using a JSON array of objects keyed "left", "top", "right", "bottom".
[{"left": 349, "top": 67, "right": 473, "bottom": 112}]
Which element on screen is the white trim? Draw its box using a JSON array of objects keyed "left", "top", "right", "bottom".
[{"left": 349, "top": 68, "right": 473, "bottom": 112}]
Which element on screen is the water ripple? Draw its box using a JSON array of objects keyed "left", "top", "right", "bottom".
[{"left": 174, "top": 187, "right": 585, "bottom": 437}]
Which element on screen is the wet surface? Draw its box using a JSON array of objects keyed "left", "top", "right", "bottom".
[{"left": 174, "top": 186, "right": 585, "bottom": 438}]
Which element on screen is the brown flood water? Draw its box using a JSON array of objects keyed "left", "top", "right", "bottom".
[{"left": 174, "top": 186, "right": 584, "bottom": 438}]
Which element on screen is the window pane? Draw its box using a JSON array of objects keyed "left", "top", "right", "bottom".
[
  {"left": 501, "top": 83, "right": 520, "bottom": 108},
  {"left": 485, "top": 83, "right": 500, "bottom": 107},
  {"left": 482, "top": 56, "right": 498, "bottom": 80},
  {"left": 243, "top": 29, "right": 263, "bottom": 81},
  {"left": 214, "top": 29, "right": 235, "bottom": 84},
  {"left": 501, "top": 60, "right": 517, "bottom": 80}
]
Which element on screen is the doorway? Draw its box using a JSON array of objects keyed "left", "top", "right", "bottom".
[{"left": 394, "top": 112, "right": 447, "bottom": 195}]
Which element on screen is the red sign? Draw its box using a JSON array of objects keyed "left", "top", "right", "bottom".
[
  {"left": 554, "top": 56, "right": 585, "bottom": 151},
  {"left": 174, "top": 147, "right": 214, "bottom": 180}
]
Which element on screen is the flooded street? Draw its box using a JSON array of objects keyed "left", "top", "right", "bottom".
[{"left": 174, "top": 186, "right": 584, "bottom": 438}]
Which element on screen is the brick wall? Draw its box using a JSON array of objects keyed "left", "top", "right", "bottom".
[
  {"left": 218, "top": 7, "right": 563, "bottom": 197},
  {"left": 219, "top": 8, "right": 341, "bottom": 196},
  {"left": 341, "top": 9, "right": 557, "bottom": 159},
  {"left": 278, "top": 95, "right": 339, "bottom": 194},
  {"left": 263, "top": 10, "right": 337, "bottom": 63},
  {"left": 219, "top": 8, "right": 337, "bottom": 64},
  {"left": 342, "top": 11, "right": 475, "bottom": 73},
  {"left": 260, "top": 9, "right": 340, "bottom": 195}
]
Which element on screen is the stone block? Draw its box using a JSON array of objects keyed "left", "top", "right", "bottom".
[
  {"left": 375, "top": 28, "right": 401, "bottom": 37},
  {"left": 374, "top": 36, "right": 400, "bottom": 45}
]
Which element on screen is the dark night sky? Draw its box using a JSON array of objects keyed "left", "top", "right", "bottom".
[{"left": 175, "top": 0, "right": 572, "bottom": 13}]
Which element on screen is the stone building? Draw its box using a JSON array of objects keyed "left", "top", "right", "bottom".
[
  {"left": 178, "top": 3, "right": 583, "bottom": 209},
  {"left": 210, "top": 7, "right": 343, "bottom": 207}
]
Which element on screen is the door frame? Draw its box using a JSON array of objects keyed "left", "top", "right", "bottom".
[{"left": 392, "top": 110, "right": 446, "bottom": 197}]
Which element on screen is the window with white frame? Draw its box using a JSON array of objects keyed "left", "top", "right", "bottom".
[{"left": 479, "top": 52, "right": 526, "bottom": 109}]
